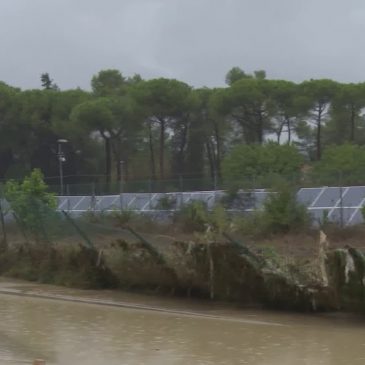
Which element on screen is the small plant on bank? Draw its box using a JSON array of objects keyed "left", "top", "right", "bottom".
[
  {"left": 220, "top": 188, "right": 241, "bottom": 209},
  {"left": 174, "top": 201, "right": 230, "bottom": 235},
  {"left": 260, "top": 183, "right": 311, "bottom": 234},
  {"left": 4, "top": 169, "right": 57, "bottom": 241},
  {"left": 209, "top": 204, "right": 230, "bottom": 234},
  {"left": 174, "top": 201, "right": 209, "bottom": 233},
  {"left": 361, "top": 204, "right": 365, "bottom": 222},
  {"left": 258, "top": 245, "right": 282, "bottom": 266},
  {"left": 155, "top": 195, "right": 177, "bottom": 210},
  {"left": 110, "top": 209, "right": 137, "bottom": 227},
  {"left": 319, "top": 210, "right": 330, "bottom": 229},
  {"left": 81, "top": 209, "right": 106, "bottom": 224}
]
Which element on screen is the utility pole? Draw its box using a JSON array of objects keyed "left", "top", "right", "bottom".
[{"left": 119, "top": 160, "right": 124, "bottom": 211}]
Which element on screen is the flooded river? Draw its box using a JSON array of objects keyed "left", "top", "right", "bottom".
[{"left": 1, "top": 288, "right": 365, "bottom": 365}]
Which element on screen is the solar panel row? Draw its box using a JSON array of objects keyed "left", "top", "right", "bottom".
[
  {"left": 1, "top": 187, "right": 363, "bottom": 225},
  {"left": 54, "top": 186, "right": 365, "bottom": 226}
]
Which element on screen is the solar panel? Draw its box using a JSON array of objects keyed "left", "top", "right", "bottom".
[
  {"left": 311, "top": 187, "right": 342, "bottom": 208},
  {"left": 297, "top": 188, "right": 323, "bottom": 206},
  {"left": 50, "top": 186, "right": 365, "bottom": 226},
  {"left": 340, "top": 186, "right": 365, "bottom": 206}
]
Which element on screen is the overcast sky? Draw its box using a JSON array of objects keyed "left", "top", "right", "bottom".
[{"left": 1, "top": 0, "right": 365, "bottom": 90}]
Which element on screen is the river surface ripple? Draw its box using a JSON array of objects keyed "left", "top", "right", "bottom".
[{"left": 0, "top": 282, "right": 365, "bottom": 364}]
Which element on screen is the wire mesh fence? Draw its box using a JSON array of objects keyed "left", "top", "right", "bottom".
[
  {"left": 2, "top": 169, "right": 365, "bottom": 195},
  {"left": 1, "top": 170, "right": 365, "bottom": 234},
  {"left": 0, "top": 171, "right": 365, "bottom": 299}
]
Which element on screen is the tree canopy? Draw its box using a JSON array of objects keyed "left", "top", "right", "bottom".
[
  {"left": 1, "top": 67, "right": 365, "bottom": 191},
  {"left": 222, "top": 143, "right": 304, "bottom": 187}
]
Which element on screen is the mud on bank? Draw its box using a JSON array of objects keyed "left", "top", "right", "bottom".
[{"left": 1, "top": 228, "right": 365, "bottom": 313}]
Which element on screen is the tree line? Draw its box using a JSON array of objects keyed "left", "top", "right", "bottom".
[{"left": 0, "top": 68, "right": 364, "bottom": 189}]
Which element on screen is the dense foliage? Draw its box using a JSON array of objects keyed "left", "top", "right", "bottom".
[
  {"left": 222, "top": 143, "right": 304, "bottom": 188},
  {"left": 1, "top": 67, "right": 365, "bottom": 190},
  {"left": 4, "top": 169, "right": 57, "bottom": 238},
  {"left": 311, "top": 144, "right": 365, "bottom": 185}
]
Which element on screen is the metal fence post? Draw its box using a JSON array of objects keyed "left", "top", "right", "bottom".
[
  {"left": 91, "top": 183, "right": 96, "bottom": 212},
  {"left": 213, "top": 169, "right": 218, "bottom": 206},
  {"left": 252, "top": 174, "right": 257, "bottom": 210},
  {"left": 119, "top": 161, "right": 124, "bottom": 212},
  {"left": 339, "top": 171, "right": 344, "bottom": 228},
  {"left": 149, "top": 179, "right": 153, "bottom": 210},
  {"left": 179, "top": 175, "right": 184, "bottom": 210}
]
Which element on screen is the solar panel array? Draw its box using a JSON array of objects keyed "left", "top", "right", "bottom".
[
  {"left": 298, "top": 187, "right": 365, "bottom": 226},
  {"left": 54, "top": 186, "right": 365, "bottom": 226}
]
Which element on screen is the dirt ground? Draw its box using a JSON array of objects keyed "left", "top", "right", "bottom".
[{"left": 4, "top": 216, "right": 365, "bottom": 263}]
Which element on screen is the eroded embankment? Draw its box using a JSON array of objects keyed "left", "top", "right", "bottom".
[{"left": 1, "top": 232, "right": 365, "bottom": 313}]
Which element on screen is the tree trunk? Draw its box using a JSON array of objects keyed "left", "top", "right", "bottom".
[
  {"left": 276, "top": 119, "right": 285, "bottom": 144},
  {"left": 111, "top": 139, "right": 121, "bottom": 182},
  {"left": 214, "top": 123, "right": 222, "bottom": 178},
  {"left": 148, "top": 123, "right": 156, "bottom": 180},
  {"left": 257, "top": 109, "right": 264, "bottom": 144},
  {"left": 176, "top": 122, "right": 189, "bottom": 176},
  {"left": 350, "top": 105, "right": 356, "bottom": 142},
  {"left": 105, "top": 137, "right": 112, "bottom": 187},
  {"left": 316, "top": 116, "right": 322, "bottom": 160},
  {"left": 286, "top": 118, "right": 292, "bottom": 144},
  {"left": 159, "top": 118, "right": 165, "bottom": 180},
  {"left": 206, "top": 141, "right": 215, "bottom": 181},
  {"left": 0, "top": 148, "right": 14, "bottom": 179}
]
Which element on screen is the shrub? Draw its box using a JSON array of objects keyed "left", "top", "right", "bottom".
[
  {"left": 175, "top": 201, "right": 209, "bottom": 233},
  {"left": 155, "top": 195, "right": 177, "bottom": 210},
  {"left": 110, "top": 209, "right": 137, "bottom": 227},
  {"left": 222, "top": 142, "right": 303, "bottom": 189},
  {"left": 81, "top": 209, "right": 106, "bottom": 224},
  {"left": 174, "top": 201, "right": 230, "bottom": 235},
  {"left": 209, "top": 204, "right": 230, "bottom": 234},
  {"left": 260, "top": 183, "right": 311, "bottom": 234},
  {"left": 4, "top": 169, "right": 57, "bottom": 240},
  {"left": 311, "top": 144, "right": 365, "bottom": 186},
  {"left": 231, "top": 212, "right": 265, "bottom": 237}
]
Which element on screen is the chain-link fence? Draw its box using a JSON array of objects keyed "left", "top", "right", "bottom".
[
  {"left": 2, "top": 169, "right": 364, "bottom": 195},
  {"left": 1, "top": 170, "right": 365, "bottom": 231},
  {"left": 1, "top": 173, "right": 365, "bottom": 300}
]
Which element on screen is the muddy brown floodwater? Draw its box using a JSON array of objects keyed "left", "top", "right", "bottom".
[{"left": 1, "top": 283, "right": 365, "bottom": 365}]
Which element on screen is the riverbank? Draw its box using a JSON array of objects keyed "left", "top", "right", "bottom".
[
  {"left": 0, "top": 235, "right": 317, "bottom": 311},
  {"left": 1, "top": 228, "right": 365, "bottom": 314}
]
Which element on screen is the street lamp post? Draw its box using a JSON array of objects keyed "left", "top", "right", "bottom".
[{"left": 57, "top": 139, "right": 68, "bottom": 196}]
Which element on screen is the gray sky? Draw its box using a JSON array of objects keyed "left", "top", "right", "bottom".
[{"left": 1, "top": 0, "right": 365, "bottom": 90}]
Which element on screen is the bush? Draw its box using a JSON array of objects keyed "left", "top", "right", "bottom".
[
  {"left": 231, "top": 212, "right": 265, "bottom": 237},
  {"left": 80, "top": 209, "right": 107, "bottom": 224},
  {"left": 4, "top": 169, "right": 57, "bottom": 240},
  {"left": 174, "top": 201, "right": 230, "bottom": 235},
  {"left": 110, "top": 209, "right": 137, "bottom": 227},
  {"left": 232, "top": 182, "right": 311, "bottom": 237},
  {"left": 209, "top": 204, "right": 230, "bottom": 234},
  {"left": 174, "top": 201, "right": 209, "bottom": 233},
  {"left": 260, "top": 183, "right": 311, "bottom": 234},
  {"left": 222, "top": 142, "right": 303, "bottom": 189},
  {"left": 311, "top": 144, "right": 365, "bottom": 186},
  {"left": 155, "top": 195, "right": 177, "bottom": 210}
]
